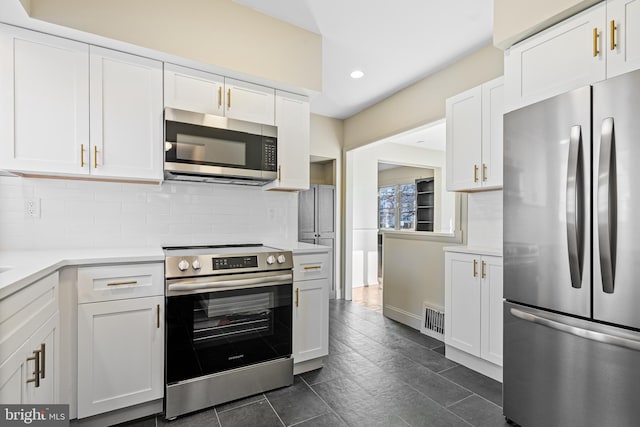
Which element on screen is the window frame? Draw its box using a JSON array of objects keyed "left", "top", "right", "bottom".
[{"left": 378, "top": 182, "right": 416, "bottom": 230}]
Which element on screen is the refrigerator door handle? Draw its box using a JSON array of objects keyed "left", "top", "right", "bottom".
[
  {"left": 598, "top": 117, "right": 617, "bottom": 294},
  {"left": 567, "top": 125, "right": 585, "bottom": 288},
  {"left": 510, "top": 308, "right": 640, "bottom": 351}
]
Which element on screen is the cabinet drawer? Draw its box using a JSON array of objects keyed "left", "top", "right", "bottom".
[
  {"left": 293, "top": 253, "right": 330, "bottom": 282},
  {"left": 77, "top": 263, "right": 163, "bottom": 303},
  {"left": 0, "top": 272, "right": 58, "bottom": 365}
]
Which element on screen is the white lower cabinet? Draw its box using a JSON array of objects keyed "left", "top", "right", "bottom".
[
  {"left": 76, "top": 263, "right": 164, "bottom": 419},
  {"left": 444, "top": 251, "right": 503, "bottom": 380},
  {"left": 0, "top": 272, "right": 60, "bottom": 404},
  {"left": 292, "top": 251, "right": 329, "bottom": 373},
  {"left": 0, "top": 313, "right": 59, "bottom": 404}
]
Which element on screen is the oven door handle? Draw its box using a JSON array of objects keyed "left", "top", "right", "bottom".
[{"left": 167, "top": 273, "right": 292, "bottom": 293}]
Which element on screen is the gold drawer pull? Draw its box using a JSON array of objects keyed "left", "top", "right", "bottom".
[
  {"left": 295, "top": 288, "right": 299, "bottom": 307},
  {"left": 481, "top": 261, "right": 487, "bottom": 279},
  {"left": 473, "top": 164, "right": 479, "bottom": 183},
  {"left": 303, "top": 265, "right": 322, "bottom": 270},
  {"left": 39, "top": 343, "right": 45, "bottom": 379},
  {"left": 227, "top": 88, "right": 231, "bottom": 109},
  {"left": 80, "top": 144, "right": 86, "bottom": 167},
  {"left": 107, "top": 280, "right": 138, "bottom": 286},
  {"left": 473, "top": 259, "right": 478, "bottom": 277},
  {"left": 593, "top": 27, "right": 600, "bottom": 57},
  {"left": 218, "top": 86, "right": 222, "bottom": 108}
]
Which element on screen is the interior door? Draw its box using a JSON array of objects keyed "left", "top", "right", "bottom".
[
  {"left": 503, "top": 86, "right": 591, "bottom": 318},
  {"left": 298, "top": 184, "right": 317, "bottom": 244},
  {"left": 593, "top": 69, "right": 640, "bottom": 329}
]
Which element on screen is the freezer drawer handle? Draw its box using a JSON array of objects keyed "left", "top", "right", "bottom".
[
  {"left": 598, "top": 117, "right": 617, "bottom": 294},
  {"left": 566, "top": 125, "right": 585, "bottom": 288},
  {"left": 510, "top": 308, "right": 640, "bottom": 352}
]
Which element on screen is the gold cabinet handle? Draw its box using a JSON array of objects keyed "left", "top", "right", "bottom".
[
  {"left": 610, "top": 20, "right": 617, "bottom": 51},
  {"left": 80, "top": 144, "right": 85, "bottom": 167},
  {"left": 93, "top": 145, "right": 98, "bottom": 169},
  {"left": 227, "top": 88, "right": 231, "bottom": 109},
  {"left": 39, "top": 343, "right": 45, "bottom": 379},
  {"left": 593, "top": 27, "right": 600, "bottom": 57},
  {"left": 26, "top": 349, "right": 41, "bottom": 388},
  {"left": 303, "top": 265, "right": 322, "bottom": 270},
  {"left": 218, "top": 86, "right": 222, "bottom": 108},
  {"left": 107, "top": 280, "right": 138, "bottom": 286},
  {"left": 473, "top": 165, "right": 479, "bottom": 183},
  {"left": 481, "top": 260, "right": 486, "bottom": 279},
  {"left": 482, "top": 163, "right": 488, "bottom": 182},
  {"left": 157, "top": 304, "right": 160, "bottom": 329},
  {"left": 473, "top": 259, "right": 478, "bottom": 277},
  {"left": 295, "top": 288, "right": 299, "bottom": 307}
]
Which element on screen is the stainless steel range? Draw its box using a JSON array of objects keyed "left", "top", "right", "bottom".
[{"left": 163, "top": 244, "right": 294, "bottom": 419}]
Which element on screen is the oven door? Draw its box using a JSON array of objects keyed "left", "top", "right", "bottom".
[{"left": 166, "top": 283, "right": 292, "bottom": 384}]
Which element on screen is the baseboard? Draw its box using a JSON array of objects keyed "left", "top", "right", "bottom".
[
  {"left": 383, "top": 304, "right": 421, "bottom": 330},
  {"left": 445, "top": 345, "right": 503, "bottom": 383},
  {"left": 294, "top": 358, "right": 324, "bottom": 375},
  {"left": 72, "top": 399, "right": 162, "bottom": 427}
]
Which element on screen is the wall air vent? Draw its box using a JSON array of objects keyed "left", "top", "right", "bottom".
[{"left": 420, "top": 302, "right": 444, "bottom": 341}]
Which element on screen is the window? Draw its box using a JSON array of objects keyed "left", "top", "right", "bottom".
[{"left": 378, "top": 183, "right": 416, "bottom": 230}]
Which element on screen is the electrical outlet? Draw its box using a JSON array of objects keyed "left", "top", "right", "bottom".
[{"left": 25, "top": 198, "right": 41, "bottom": 219}]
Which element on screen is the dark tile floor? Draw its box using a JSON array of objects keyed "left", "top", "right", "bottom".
[{"left": 121, "top": 300, "right": 507, "bottom": 427}]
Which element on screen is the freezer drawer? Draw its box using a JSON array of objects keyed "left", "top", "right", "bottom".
[{"left": 504, "top": 302, "right": 640, "bottom": 427}]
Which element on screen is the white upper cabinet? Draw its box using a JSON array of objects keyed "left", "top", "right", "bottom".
[
  {"left": 164, "top": 63, "right": 224, "bottom": 116},
  {"left": 607, "top": 0, "right": 640, "bottom": 78},
  {"left": 0, "top": 25, "right": 163, "bottom": 182},
  {"left": 264, "top": 91, "right": 310, "bottom": 191},
  {"left": 224, "top": 78, "right": 275, "bottom": 125},
  {"left": 0, "top": 24, "right": 89, "bottom": 175},
  {"left": 504, "top": 3, "right": 606, "bottom": 112},
  {"left": 505, "top": 0, "right": 640, "bottom": 112},
  {"left": 446, "top": 77, "right": 504, "bottom": 192},
  {"left": 89, "top": 46, "right": 163, "bottom": 181}
]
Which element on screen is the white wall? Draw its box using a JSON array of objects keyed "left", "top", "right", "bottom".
[
  {"left": 347, "top": 142, "right": 449, "bottom": 291},
  {"left": 0, "top": 176, "right": 297, "bottom": 250}
]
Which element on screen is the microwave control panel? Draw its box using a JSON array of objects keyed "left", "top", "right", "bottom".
[{"left": 263, "top": 137, "right": 277, "bottom": 171}]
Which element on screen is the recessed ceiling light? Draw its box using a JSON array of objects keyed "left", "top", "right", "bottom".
[{"left": 350, "top": 70, "right": 364, "bottom": 79}]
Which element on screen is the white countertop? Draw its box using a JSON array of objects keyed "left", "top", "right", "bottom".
[
  {"left": 443, "top": 245, "right": 503, "bottom": 257},
  {"left": 0, "top": 242, "right": 330, "bottom": 299},
  {"left": 0, "top": 247, "right": 164, "bottom": 299}
]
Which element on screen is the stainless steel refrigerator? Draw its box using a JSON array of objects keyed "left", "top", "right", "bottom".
[{"left": 503, "top": 69, "right": 640, "bottom": 427}]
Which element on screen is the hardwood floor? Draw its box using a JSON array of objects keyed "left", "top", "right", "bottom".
[{"left": 351, "top": 283, "right": 383, "bottom": 313}]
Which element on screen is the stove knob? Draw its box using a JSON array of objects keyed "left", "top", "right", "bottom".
[
  {"left": 178, "top": 260, "right": 190, "bottom": 271},
  {"left": 266, "top": 255, "right": 276, "bottom": 265},
  {"left": 277, "top": 254, "right": 286, "bottom": 264},
  {"left": 192, "top": 259, "right": 201, "bottom": 270}
]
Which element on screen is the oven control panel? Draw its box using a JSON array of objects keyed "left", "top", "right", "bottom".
[{"left": 213, "top": 256, "right": 258, "bottom": 270}]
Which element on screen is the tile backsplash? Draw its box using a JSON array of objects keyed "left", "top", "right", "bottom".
[
  {"left": 0, "top": 176, "right": 297, "bottom": 250},
  {"left": 466, "top": 190, "right": 503, "bottom": 249}
]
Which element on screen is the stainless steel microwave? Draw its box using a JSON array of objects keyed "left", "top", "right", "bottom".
[{"left": 164, "top": 108, "right": 277, "bottom": 185}]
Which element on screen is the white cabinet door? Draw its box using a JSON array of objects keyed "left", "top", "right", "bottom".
[
  {"left": 293, "top": 278, "right": 329, "bottom": 363},
  {"left": 77, "top": 296, "right": 163, "bottom": 418},
  {"left": 504, "top": 2, "right": 606, "bottom": 112},
  {"left": 25, "top": 313, "right": 58, "bottom": 404},
  {"left": 446, "top": 86, "right": 482, "bottom": 191},
  {"left": 607, "top": 0, "right": 640, "bottom": 77},
  {"left": 0, "top": 341, "right": 27, "bottom": 404},
  {"left": 445, "top": 253, "right": 481, "bottom": 356},
  {"left": 0, "top": 24, "right": 89, "bottom": 175},
  {"left": 224, "top": 78, "right": 275, "bottom": 125},
  {"left": 0, "top": 313, "right": 58, "bottom": 404},
  {"left": 89, "top": 46, "right": 163, "bottom": 181},
  {"left": 480, "top": 256, "right": 503, "bottom": 366},
  {"left": 265, "top": 91, "right": 310, "bottom": 191},
  {"left": 481, "top": 78, "right": 504, "bottom": 189},
  {"left": 164, "top": 63, "right": 224, "bottom": 115}
]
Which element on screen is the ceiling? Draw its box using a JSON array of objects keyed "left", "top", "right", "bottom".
[{"left": 234, "top": 0, "right": 494, "bottom": 119}]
